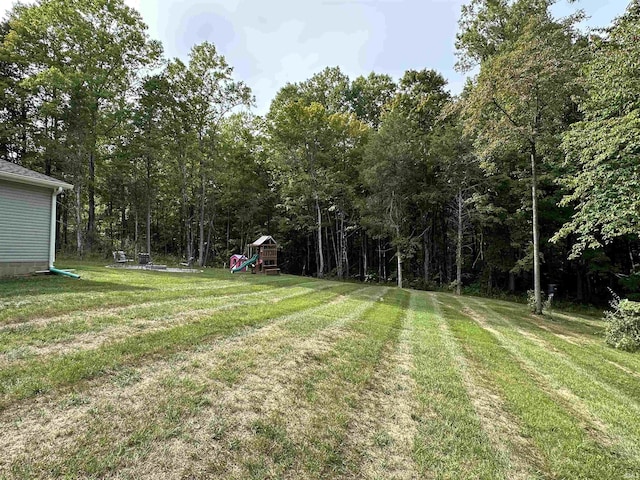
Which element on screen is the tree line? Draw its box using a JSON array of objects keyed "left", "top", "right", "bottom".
[{"left": 1, "top": 0, "right": 639, "bottom": 309}]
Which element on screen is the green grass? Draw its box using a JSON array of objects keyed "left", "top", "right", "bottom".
[{"left": 1, "top": 262, "right": 639, "bottom": 479}]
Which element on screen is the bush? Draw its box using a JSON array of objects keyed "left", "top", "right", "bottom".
[
  {"left": 605, "top": 296, "right": 640, "bottom": 352},
  {"left": 526, "top": 290, "right": 535, "bottom": 312},
  {"left": 527, "top": 290, "right": 554, "bottom": 315}
]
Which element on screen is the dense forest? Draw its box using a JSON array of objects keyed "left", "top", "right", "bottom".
[{"left": 1, "top": 0, "right": 639, "bottom": 309}]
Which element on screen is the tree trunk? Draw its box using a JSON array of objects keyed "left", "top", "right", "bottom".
[
  {"left": 329, "top": 212, "right": 340, "bottom": 278},
  {"left": 383, "top": 243, "right": 387, "bottom": 280},
  {"left": 316, "top": 195, "right": 324, "bottom": 278},
  {"left": 362, "top": 233, "right": 367, "bottom": 280},
  {"left": 75, "top": 185, "right": 83, "bottom": 257},
  {"left": 198, "top": 171, "right": 206, "bottom": 267},
  {"left": 87, "top": 149, "right": 96, "bottom": 251},
  {"left": 341, "top": 212, "right": 348, "bottom": 279},
  {"left": 146, "top": 156, "right": 152, "bottom": 255},
  {"left": 396, "top": 243, "right": 403, "bottom": 289},
  {"left": 226, "top": 208, "right": 230, "bottom": 254},
  {"left": 423, "top": 228, "right": 430, "bottom": 282},
  {"left": 531, "top": 147, "right": 542, "bottom": 314},
  {"left": 325, "top": 224, "right": 332, "bottom": 273},
  {"left": 306, "top": 233, "right": 311, "bottom": 277},
  {"left": 204, "top": 217, "right": 213, "bottom": 266},
  {"left": 146, "top": 201, "right": 151, "bottom": 255},
  {"left": 63, "top": 196, "right": 68, "bottom": 248},
  {"left": 120, "top": 206, "right": 126, "bottom": 250},
  {"left": 134, "top": 209, "right": 139, "bottom": 257},
  {"left": 334, "top": 213, "right": 342, "bottom": 279},
  {"left": 378, "top": 238, "right": 382, "bottom": 281},
  {"left": 456, "top": 189, "right": 463, "bottom": 296}
]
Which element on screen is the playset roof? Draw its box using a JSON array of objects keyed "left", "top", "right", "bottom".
[{"left": 250, "top": 235, "right": 277, "bottom": 246}]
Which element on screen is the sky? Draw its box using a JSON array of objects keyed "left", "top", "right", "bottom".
[{"left": 0, "top": 0, "right": 632, "bottom": 114}]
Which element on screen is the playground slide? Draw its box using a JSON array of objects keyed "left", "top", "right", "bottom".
[{"left": 231, "top": 253, "right": 259, "bottom": 273}]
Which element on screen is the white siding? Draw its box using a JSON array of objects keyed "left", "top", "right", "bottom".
[{"left": 0, "top": 179, "right": 52, "bottom": 262}]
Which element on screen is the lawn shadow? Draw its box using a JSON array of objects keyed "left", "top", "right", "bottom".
[{"left": 0, "top": 276, "right": 151, "bottom": 299}]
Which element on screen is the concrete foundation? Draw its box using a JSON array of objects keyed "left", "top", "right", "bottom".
[{"left": 0, "top": 261, "right": 48, "bottom": 277}]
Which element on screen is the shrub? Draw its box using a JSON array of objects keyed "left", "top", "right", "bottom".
[
  {"left": 527, "top": 290, "right": 536, "bottom": 312},
  {"left": 605, "top": 295, "right": 640, "bottom": 352},
  {"left": 527, "top": 290, "right": 554, "bottom": 315}
]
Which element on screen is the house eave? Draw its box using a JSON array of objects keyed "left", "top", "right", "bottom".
[{"left": 0, "top": 171, "right": 73, "bottom": 190}]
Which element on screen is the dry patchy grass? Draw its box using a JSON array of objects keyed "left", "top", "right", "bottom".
[{"left": 1, "top": 265, "right": 639, "bottom": 479}]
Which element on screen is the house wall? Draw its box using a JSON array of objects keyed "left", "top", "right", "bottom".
[{"left": 0, "top": 178, "right": 52, "bottom": 276}]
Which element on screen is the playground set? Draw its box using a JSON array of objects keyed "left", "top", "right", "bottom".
[{"left": 230, "top": 235, "right": 280, "bottom": 275}]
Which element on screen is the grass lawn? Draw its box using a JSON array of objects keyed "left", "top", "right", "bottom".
[{"left": 1, "top": 263, "right": 639, "bottom": 479}]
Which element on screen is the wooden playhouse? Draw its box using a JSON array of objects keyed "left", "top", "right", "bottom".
[{"left": 249, "top": 235, "right": 280, "bottom": 275}]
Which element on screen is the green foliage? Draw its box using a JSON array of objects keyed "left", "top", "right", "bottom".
[
  {"left": 555, "top": 3, "right": 640, "bottom": 256},
  {"left": 526, "top": 288, "right": 553, "bottom": 314},
  {"left": 605, "top": 296, "right": 640, "bottom": 352},
  {"left": 361, "top": 70, "right": 450, "bottom": 254},
  {"left": 0, "top": 0, "right": 638, "bottom": 302}
]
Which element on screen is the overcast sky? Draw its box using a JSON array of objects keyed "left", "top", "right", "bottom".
[{"left": 0, "top": 0, "right": 632, "bottom": 114}]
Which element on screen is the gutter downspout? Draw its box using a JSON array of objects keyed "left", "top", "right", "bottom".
[
  {"left": 48, "top": 185, "right": 80, "bottom": 279},
  {"left": 49, "top": 187, "right": 63, "bottom": 269}
]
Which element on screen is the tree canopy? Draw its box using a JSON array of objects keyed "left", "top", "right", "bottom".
[{"left": 2, "top": 0, "right": 639, "bottom": 305}]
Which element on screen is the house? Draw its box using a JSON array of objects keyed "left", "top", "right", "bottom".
[{"left": 0, "top": 160, "right": 73, "bottom": 277}]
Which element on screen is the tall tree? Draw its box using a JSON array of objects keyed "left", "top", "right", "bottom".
[
  {"left": 131, "top": 74, "right": 171, "bottom": 255},
  {"left": 431, "top": 106, "right": 481, "bottom": 295},
  {"left": 361, "top": 70, "right": 449, "bottom": 288},
  {"left": 460, "top": 6, "right": 582, "bottom": 313},
  {"left": 165, "top": 43, "right": 252, "bottom": 265},
  {"left": 268, "top": 100, "right": 338, "bottom": 277}
]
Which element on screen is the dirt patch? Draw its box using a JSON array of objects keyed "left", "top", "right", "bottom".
[
  {"left": 525, "top": 314, "right": 591, "bottom": 346},
  {"left": 552, "top": 311, "right": 605, "bottom": 329},
  {"left": 0, "top": 280, "right": 313, "bottom": 332},
  {"left": 0, "top": 281, "right": 243, "bottom": 329},
  {"left": 607, "top": 360, "right": 640, "bottom": 379},
  {"left": 0, "top": 303, "right": 236, "bottom": 368},
  {"left": 137, "top": 295, "right": 377, "bottom": 478}
]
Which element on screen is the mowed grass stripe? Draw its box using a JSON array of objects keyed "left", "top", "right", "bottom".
[
  {"left": 4, "top": 287, "right": 382, "bottom": 479},
  {"left": 0, "top": 277, "right": 303, "bottom": 328},
  {"left": 338, "top": 292, "right": 420, "bottom": 479},
  {"left": 409, "top": 293, "right": 508, "bottom": 479},
  {"left": 0, "top": 283, "right": 338, "bottom": 362},
  {"left": 132, "top": 286, "right": 389, "bottom": 480},
  {"left": 470, "top": 298, "right": 640, "bottom": 403},
  {"left": 486, "top": 301, "right": 640, "bottom": 397},
  {"left": 230, "top": 289, "right": 409, "bottom": 479},
  {"left": 442, "top": 297, "right": 640, "bottom": 479},
  {"left": 464, "top": 298, "right": 640, "bottom": 464},
  {"left": 0, "top": 283, "right": 357, "bottom": 410},
  {"left": 434, "top": 294, "right": 548, "bottom": 480},
  {"left": 0, "top": 265, "right": 302, "bottom": 301},
  {"left": 0, "top": 274, "right": 309, "bottom": 325}
]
